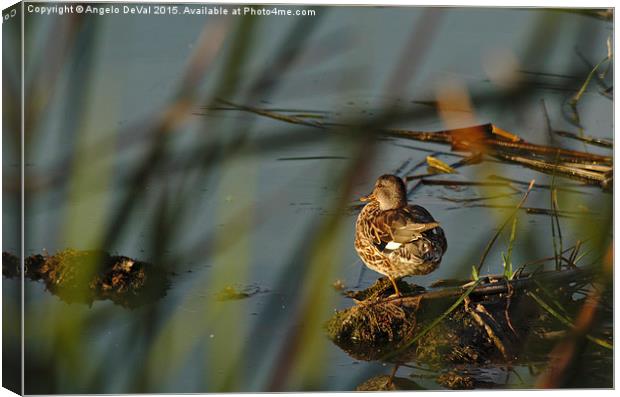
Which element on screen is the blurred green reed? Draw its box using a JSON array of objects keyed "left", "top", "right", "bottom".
[{"left": 7, "top": 6, "right": 613, "bottom": 393}]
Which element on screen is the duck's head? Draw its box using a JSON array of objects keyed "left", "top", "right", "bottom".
[{"left": 360, "top": 174, "right": 407, "bottom": 210}]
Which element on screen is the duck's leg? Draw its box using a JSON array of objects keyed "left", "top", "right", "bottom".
[
  {"left": 388, "top": 276, "right": 401, "bottom": 297},
  {"left": 385, "top": 363, "right": 400, "bottom": 389}
]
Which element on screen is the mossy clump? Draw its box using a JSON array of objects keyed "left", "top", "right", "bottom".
[
  {"left": 327, "top": 278, "right": 541, "bottom": 365},
  {"left": 436, "top": 371, "right": 475, "bottom": 390},
  {"left": 436, "top": 368, "right": 497, "bottom": 390},
  {"left": 2, "top": 252, "right": 20, "bottom": 278},
  {"left": 3, "top": 252, "right": 46, "bottom": 279},
  {"left": 327, "top": 280, "right": 422, "bottom": 361},
  {"left": 356, "top": 375, "right": 424, "bottom": 391},
  {"left": 37, "top": 250, "right": 104, "bottom": 298},
  {"left": 414, "top": 310, "right": 496, "bottom": 365},
  {"left": 3, "top": 249, "right": 169, "bottom": 308},
  {"left": 327, "top": 301, "right": 417, "bottom": 344}
]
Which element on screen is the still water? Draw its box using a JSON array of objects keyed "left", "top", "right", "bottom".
[{"left": 3, "top": 3, "right": 612, "bottom": 392}]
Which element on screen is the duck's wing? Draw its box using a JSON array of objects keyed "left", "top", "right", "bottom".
[
  {"left": 407, "top": 205, "right": 448, "bottom": 253},
  {"left": 371, "top": 208, "right": 440, "bottom": 246},
  {"left": 406, "top": 205, "right": 438, "bottom": 223}
]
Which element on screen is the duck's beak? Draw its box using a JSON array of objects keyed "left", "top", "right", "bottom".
[{"left": 360, "top": 192, "right": 376, "bottom": 202}]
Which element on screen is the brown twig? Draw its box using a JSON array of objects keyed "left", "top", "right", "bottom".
[
  {"left": 419, "top": 179, "right": 519, "bottom": 190},
  {"left": 464, "top": 297, "right": 509, "bottom": 360},
  {"left": 492, "top": 153, "right": 611, "bottom": 189},
  {"left": 438, "top": 192, "right": 519, "bottom": 203},
  {"left": 504, "top": 282, "right": 518, "bottom": 336},
  {"left": 552, "top": 130, "right": 613, "bottom": 148},
  {"left": 361, "top": 266, "right": 594, "bottom": 310},
  {"left": 487, "top": 175, "right": 593, "bottom": 194},
  {"left": 464, "top": 204, "right": 591, "bottom": 219}
]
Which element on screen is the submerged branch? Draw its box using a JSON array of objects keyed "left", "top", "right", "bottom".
[
  {"left": 464, "top": 204, "right": 595, "bottom": 219},
  {"left": 211, "top": 101, "right": 612, "bottom": 190},
  {"left": 492, "top": 153, "right": 612, "bottom": 191},
  {"left": 552, "top": 129, "right": 613, "bottom": 148}
]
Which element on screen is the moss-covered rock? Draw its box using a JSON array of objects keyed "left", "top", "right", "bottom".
[
  {"left": 3, "top": 250, "right": 169, "bottom": 308},
  {"left": 326, "top": 275, "right": 576, "bottom": 366}
]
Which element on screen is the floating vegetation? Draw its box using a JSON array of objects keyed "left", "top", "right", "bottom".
[
  {"left": 426, "top": 155, "right": 457, "bottom": 174},
  {"left": 404, "top": 154, "right": 481, "bottom": 184},
  {"left": 435, "top": 370, "right": 496, "bottom": 390},
  {"left": 3, "top": 250, "right": 170, "bottom": 308},
  {"left": 215, "top": 284, "right": 265, "bottom": 301},
  {"left": 208, "top": 102, "right": 612, "bottom": 191},
  {"left": 356, "top": 375, "right": 425, "bottom": 391}
]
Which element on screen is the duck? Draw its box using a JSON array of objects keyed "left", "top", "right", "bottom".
[{"left": 354, "top": 174, "right": 447, "bottom": 297}]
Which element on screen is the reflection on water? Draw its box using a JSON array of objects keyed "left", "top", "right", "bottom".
[{"left": 2, "top": 3, "right": 613, "bottom": 393}]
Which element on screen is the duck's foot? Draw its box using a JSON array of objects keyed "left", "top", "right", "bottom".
[
  {"left": 388, "top": 276, "right": 402, "bottom": 298},
  {"left": 353, "top": 298, "right": 368, "bottom": 306},
  {"left": 386, "top": 278, "right": 425, "bottom": 298},
  {"left": 345, "top": 278, "right": 426, "bottom": 302},
  {"left": 344, "top": 278, "right": 393, "bottom": 301}
]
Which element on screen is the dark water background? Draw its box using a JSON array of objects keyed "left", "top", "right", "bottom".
[{"left": 2, "top": 3, "right": 613, "bottom": 392}]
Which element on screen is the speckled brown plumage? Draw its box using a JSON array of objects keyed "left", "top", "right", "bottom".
[{"left": 354, "top": 174, "right": 447, "bottom": 296}]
